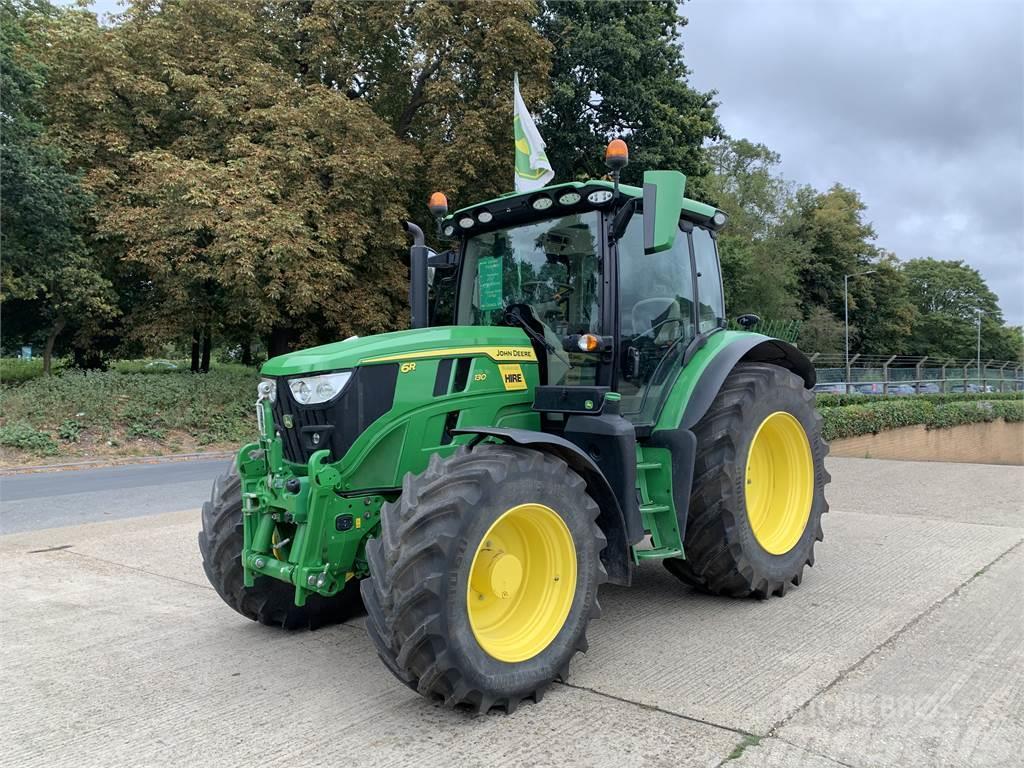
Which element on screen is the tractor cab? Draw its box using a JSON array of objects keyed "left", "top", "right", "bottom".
[{"left": 426, "top": 151, "right": 729, "bottom": 428}]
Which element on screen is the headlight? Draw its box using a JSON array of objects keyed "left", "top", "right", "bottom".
[
  {"left": 257, "top": 378, "right": 277, "bottom": 403},
  {"left": 288, "top": 372, "right": 352, "bottom": 405}
]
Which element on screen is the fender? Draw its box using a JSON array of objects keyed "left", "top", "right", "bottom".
[
  {"left": 451, "top": 426, "right": 636, "bottom": 586},
  {"left": 680, "top": 336, "right": 815, "bottom": 430}
]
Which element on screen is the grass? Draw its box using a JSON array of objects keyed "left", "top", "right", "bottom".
[
  {"left": 0, "top": 364, "right": 258, "bottom": 464},
  {"left": 725, "top": 734, "right": 762, "bottom": 761}
]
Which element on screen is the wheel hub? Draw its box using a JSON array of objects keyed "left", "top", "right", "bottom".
[
  {"left": 466, "top": 502, "right": 577, "bottom": 663},
  {"left": 471, "top": 549, "right": 524, "bottom": 600}
]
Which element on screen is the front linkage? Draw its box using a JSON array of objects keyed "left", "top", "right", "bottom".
[{"left": 237, "top": 386, "right": 383, "bottom": 607}]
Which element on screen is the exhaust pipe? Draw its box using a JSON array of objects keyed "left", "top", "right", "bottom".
[{"left": 404, "top": 221, "right": 428, "bottom": 330}]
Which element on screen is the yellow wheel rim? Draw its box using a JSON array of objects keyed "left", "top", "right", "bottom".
[
  {"left": 745, "top": 411, "right": 814, "bottom": 555},
  {"left": 466, "top": 503, "right": 577, "bottom": 663}
]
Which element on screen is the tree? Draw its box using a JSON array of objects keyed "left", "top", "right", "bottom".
[
  {"left": 903, "top": 258, "right": 1008, "bottom": 360},
  {"left": 797, "top": 306, "right": 845, "bottom": 355},
  {"left": 536, "top": 0, "right": 720, "bottom": 185},
  {"left": 847, "top": 252, "right": 917, "bottom": 355},
  {"left": 33, "top": 0, "right": 419, "bottom": 364},
  {"left": 287, "top": 0, "right": 552, "bottom": 204},
  {"left": 0, "top": 0, "right": 117, "bottom": 373},
  {"left": 786, "top": 183, "right": 879, "bottom": 319},
  {"left": 702, "top": 139, "right": 802, "bottom": 320}
]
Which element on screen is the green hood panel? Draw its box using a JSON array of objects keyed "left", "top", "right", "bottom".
[{"left": 261, "top": 326, "right": 535, "bottom": 377}]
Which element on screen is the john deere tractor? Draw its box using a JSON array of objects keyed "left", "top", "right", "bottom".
[{"left": 199, "top": 141, "right": 829, "bottom": 713}]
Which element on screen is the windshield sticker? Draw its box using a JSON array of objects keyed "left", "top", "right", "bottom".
[{"left": 478, "top": 257, "right": 503, "bottom": 310}]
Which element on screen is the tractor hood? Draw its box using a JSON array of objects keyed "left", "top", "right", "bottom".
[{"left": 261, "top": 326, "right": 536, "bottom": 377}]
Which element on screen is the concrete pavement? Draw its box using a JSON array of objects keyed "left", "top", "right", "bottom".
[{"left": 2, "top": 456, "right": 1022, "bottom": 767}]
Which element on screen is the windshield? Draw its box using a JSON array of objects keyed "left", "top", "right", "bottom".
[{"left": 456, "top": 212, "right": 603, "bottom": 385}]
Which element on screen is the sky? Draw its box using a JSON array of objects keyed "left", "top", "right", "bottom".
[{"left": 681, "top": 0, "right": 1024, "bottom": 326}]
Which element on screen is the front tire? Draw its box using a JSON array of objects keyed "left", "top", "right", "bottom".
[
  {"left": 665, "top": 362, "right": 829, "bottom": 598},
  {"left": 198, "top": 461, "right": 363, "bottom": 629},
  {"left": 361, "top": 444, "right": 607, "bottom": 713}
]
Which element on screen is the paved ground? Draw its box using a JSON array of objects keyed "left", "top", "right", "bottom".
[{"left": 1, "top": 457, "right": 1021, "bottom": 767}]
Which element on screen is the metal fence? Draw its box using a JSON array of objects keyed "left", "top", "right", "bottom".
[{"left": 810, "top": 354, "right": 1024, "bottom": 395}]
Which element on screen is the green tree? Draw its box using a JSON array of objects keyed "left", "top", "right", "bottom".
[
  {"left": 702, "top": 139, "right": 802, "bottom": 321},
  {"left": 0, "top": 0, "right": 117, "bottom": 373},
  {"left": 536, "top": 0, "right": 720, "bottom": 185},
  {"left": 787, "top": 183, "right": 879, "bottom": 318},
  {"left": 903, "top": 258, "right": 1009, "bottom": 360},
  {"left": 847, "top": 252, "right": 917, "bottom": 355}
]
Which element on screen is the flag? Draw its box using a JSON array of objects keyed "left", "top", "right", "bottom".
[{"left": 513, "top": 73, "right": 554, "bottom": 192}]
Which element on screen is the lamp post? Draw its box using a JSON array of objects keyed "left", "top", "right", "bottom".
[
  {"left": 976, "top": 309, "right": 984, "bottom": 390},
  {"left": 844, "top": 269, "right": 876, "bottom": 394}
]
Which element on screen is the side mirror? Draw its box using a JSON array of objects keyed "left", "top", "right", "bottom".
[
  {"left": 736, "top": 313, "right": 761, "bottom": 330},
  {"left": 609, "top": 198, "right": 637, "bottom": 242},
  {"left": 642, "top": 170, "right": 687, "bottom": 254}
]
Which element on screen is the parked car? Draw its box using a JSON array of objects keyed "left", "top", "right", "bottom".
[{"left": 813, "top": 382, "right": 847, "bottom": 394}]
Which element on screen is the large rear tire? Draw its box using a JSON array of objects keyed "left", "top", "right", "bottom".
[
  {"left": 665, "top": 362, "right": 829, "bottom": 598},
  {"left": 361, "top": 444, "right": 606, "bottom": 713},
  {"left": 198, "top": 461, "right": 363, "bottom": 629}
]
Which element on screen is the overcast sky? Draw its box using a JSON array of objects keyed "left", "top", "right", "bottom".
[{"left": 681, "top": 0, "right": 1024, "bottom": 326}]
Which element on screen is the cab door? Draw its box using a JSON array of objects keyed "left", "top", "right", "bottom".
[{"left": 615, "top": 216, "right": 698, "bottom": 424}]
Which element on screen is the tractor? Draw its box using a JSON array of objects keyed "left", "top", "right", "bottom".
[{"left": 199, "top": 140, "right": 829, "bottom": 713}]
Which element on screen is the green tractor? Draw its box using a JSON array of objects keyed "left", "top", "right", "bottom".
[{"left": 199, "top": 141, "right": 829, "bottom": 713}]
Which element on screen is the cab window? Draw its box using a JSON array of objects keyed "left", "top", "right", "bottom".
[
  {"left": 617, "top": 217, "right": 696, "bottom": 419},
  {"left": 692, "top": 227, "right": 725, "bottom": 333},
  {"left": 456, "top": 213, "right": 603, "bottom": 386}
]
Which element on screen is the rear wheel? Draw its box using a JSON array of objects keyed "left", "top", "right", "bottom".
[
  {"left": 198, "top": 461, "right": 363, "bottom": 629},
  {"left": 361, "top": 444, "right": 606, "bottom": 713},
  {"left": 665, "top": 363, "right": 829, "bottom": 597}
]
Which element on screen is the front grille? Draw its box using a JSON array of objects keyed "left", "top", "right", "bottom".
[{"left": 271, "top": 364, "right": 399, "bottom": 464}]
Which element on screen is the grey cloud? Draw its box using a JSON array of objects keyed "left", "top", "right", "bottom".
[{"left": 682, "top": 0, "right": 1024, "bottom": 325}]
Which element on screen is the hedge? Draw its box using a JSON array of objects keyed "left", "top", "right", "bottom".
[
  {"left": 821, "top": 399, "right": 1024, "bottom": 441},
  {"left": 815, "top": 391, "right": 1022, "bottom": 408}
]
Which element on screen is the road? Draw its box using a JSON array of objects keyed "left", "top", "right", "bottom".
[
  {"left": 2, "top": 456, "right": 1022, "bottom": 767},
  {"left": 0, "top": 458, "right": 226, "bottom": 534}
]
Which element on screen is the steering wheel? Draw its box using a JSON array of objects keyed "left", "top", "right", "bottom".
[{"left": 631, "top": 298, "right": 679, "bottom": 340}]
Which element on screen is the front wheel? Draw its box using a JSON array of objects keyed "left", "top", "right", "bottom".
[
  {"left": 361, "top": 444, "right": 607, "bottom": 713},
  {"left": 665, "top": 362, "right": 830, "bottom": 598}
]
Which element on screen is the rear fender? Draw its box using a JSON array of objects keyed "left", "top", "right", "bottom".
[
  {"left": 680, "top": 336, "right": 814, "bottom": 430},
  {"left": 451, "top": 426, "right": 635, "bottom": 586}
]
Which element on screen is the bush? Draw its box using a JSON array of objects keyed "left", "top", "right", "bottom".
[
  {"left": 0, "top": 358, "right": 65, "bottom": 385},
  {"left": 0, "top": 421, "right": 59, "bottom": 455},
  {"left": 822, "top": 398, "right": 1024, "bottom": 441}
]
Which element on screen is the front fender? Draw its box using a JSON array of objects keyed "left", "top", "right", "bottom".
[{"left": 451, "top": 426, "right": 635, "bottom": 586}]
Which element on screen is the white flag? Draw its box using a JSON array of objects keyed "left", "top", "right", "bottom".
[{"left": 513, "top": 73, "right": 554, "bottom": 192}]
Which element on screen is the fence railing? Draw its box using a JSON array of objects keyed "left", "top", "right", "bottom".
[{"left": 809, "top": 354, "right": 1024, "bottom": 395}]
